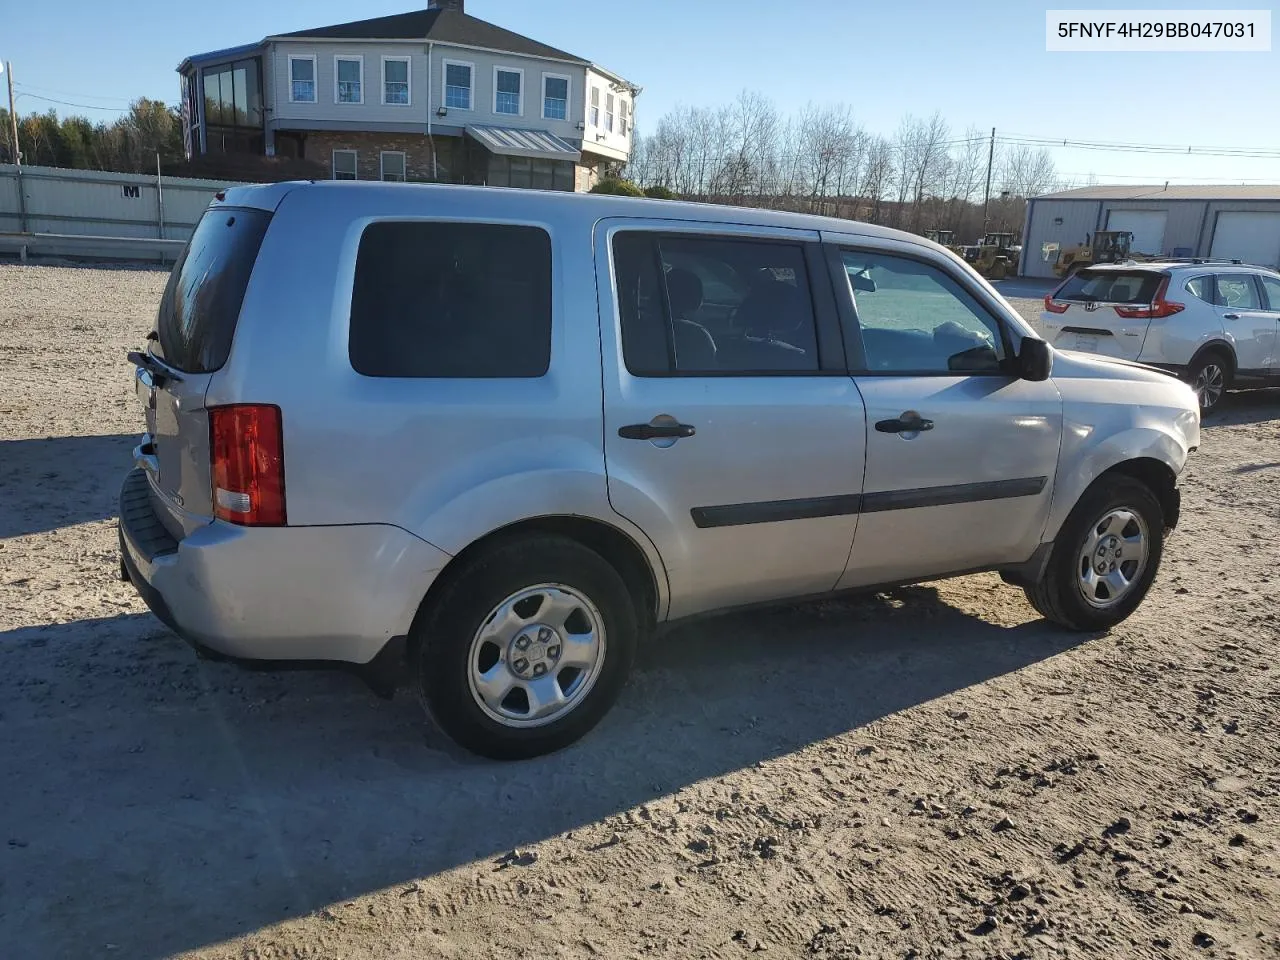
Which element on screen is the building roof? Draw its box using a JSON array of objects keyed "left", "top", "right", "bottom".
[
  {"left": 1037, "top": 184, "right": 1280, "bottom": 201},
  {"left": 178, "top": 42, "right": 266, "bottom": 72},
  {"left": 272, "top": 8, "right": 588, "bottom": 64}
]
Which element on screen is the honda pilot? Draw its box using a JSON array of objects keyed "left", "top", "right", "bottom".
[{"left": 120, "top": 183, "right": 1201, "bottom": 759}]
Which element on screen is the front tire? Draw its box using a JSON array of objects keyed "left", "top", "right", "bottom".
[
  {"left": 1024, "top": 475, "right": 1164, "bottom": 631},
  {"left": 1188, "top": 350, "right": 1230, "bottom": 414},
  {"left": 412, "top": 535, "right": 638, "bottom": 760}
]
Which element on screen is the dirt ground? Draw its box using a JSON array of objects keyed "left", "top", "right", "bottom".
[{"left": 1, "top": 263, "right": 1277, "bottom": 960}]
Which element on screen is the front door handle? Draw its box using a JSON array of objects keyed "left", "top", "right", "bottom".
[
  {"left": 875, "top": 415, "right": 934, "bottom": 434},
  {"left": 618, "top": 422, "right": 696, "bottom": 440},
  {"left": 1223, "top": 313, "right": 1241, "bottom": 320}
]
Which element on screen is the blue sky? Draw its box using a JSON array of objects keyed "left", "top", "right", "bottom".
[{"left": 4, "top": 0, "right": 1277, "bottom": 184}]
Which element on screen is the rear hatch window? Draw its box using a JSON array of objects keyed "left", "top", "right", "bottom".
[
  {"left": 152, "top": 206, "right": 272, "bottom": 372},
  {"left": 1053, "top": 269, "right": 1163, "bottom": 305}
]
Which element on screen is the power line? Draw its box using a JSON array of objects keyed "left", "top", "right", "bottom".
[
  {"left": 1001, "top": 131, "right": 1280, "bottom": 155},
  {"left": 1057, "top": 172, "right": 1280, "bottom": 182},
  {"left": 14, "top": 81, "right": 130, "bottom": 104},
  {"left": 11, "top": 90, "right": 128, "bottom": 112},
  {"left": 996, "top": 133, "right": 1280, "bottom": 160}
]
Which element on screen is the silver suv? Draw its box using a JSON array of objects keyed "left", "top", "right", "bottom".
[
  {"left": 120, "top": 183, "right": 1200, "bottom": 759},
  {"left": 1041, "top": 260, "right": 1280, "bottom": 412}
]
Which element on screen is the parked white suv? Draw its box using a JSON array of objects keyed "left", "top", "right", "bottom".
[
  {"left": 1041, "top": 260, "right": 1280, "bottom": 412},
  {"left": 120, "top": 183, "right": 1200, "bottom": 759}
]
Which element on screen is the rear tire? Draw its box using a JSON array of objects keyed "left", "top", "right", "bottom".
[
  {"left": 1024, "top": 475, "right": 1164, "bottom": 632},
  {"left": 1187, "top": 349, "right": 1231, "bottom": 414},
  {"left": 412, "top": 535, "right": 638, "bottom": 760}
]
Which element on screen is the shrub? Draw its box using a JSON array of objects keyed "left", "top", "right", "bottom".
[
  {"left": 643, "top": 184, "right": 676, "bottom": 200},
  {"left": 589, "top": 177, "right": 645, "bottom": 197}
]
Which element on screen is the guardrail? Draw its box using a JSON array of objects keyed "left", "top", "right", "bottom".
[{"left": 0, "top": 231, "right": 186, "bottom": 264}]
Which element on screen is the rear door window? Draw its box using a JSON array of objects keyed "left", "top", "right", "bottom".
[
  {"left": 611, "top": 232, "right": 820, "bottom": 375},
  {"left": 349, "top": 221, "right": 552, "bottom": 378},
  {"left": 1215, "top": 274, "right": 1262, "bottom": 309},
  {"left": 1055, "top": 269, "right": 1163, "bottom": 305},
  {"left": 153, "top": 206, "right": 272, "bottom": 373}
]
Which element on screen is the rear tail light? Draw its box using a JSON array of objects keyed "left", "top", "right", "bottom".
[
  {"left": 1043, "top": 293, "right": 1070, "bottom": 314},
  {"left": 1114, "top": 276, "right": 1185, "bottom": 319},
  {"left": 210, "top": 404, "right": 286, "bottom": 526}
]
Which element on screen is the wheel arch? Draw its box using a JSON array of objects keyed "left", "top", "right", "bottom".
[
  {"left": 1094, "top": 457, "right": 1180, "bottom": 530},
  {"left": 1189, "top": 339, "right": 1236, "bottom": 378},
  {"left": 407, "top": 515, "right": 665, "bottom": 657},
  {"left": 1044, "top": 423, "right": 1191, "bottom": 542}
]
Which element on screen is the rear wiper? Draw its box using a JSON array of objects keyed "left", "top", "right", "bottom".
[{"left": 127, "top": 349, "right": 182, "bottom": 387}]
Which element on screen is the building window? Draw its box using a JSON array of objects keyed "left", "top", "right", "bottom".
[
  {"left": 589, "top": 87, "right": 600, "bottom": 126},
  {"left": 605, "top": 93, "right": 615, "bottom": 133},
  {"left": 382, "top": 57, "right": 410, "bottom": 105},
  {"left": 542, "top": 74, "right": 569, "bottom": 121},
  {"left": 619, "top": 99, "right": 629, "bottom": 136},
  {"left": 335, "top": 56, "right": 363, "bottom": 104},
  {"left": 381, "top": 151, "right": 406, "bottom": 182},
  {"left": 495, "top": 67, "right": 522, "bottom": 115},
  {"left": 333, "top": 149, "right": 358, "bottom": 180},
  {"left": 202, "top": 58, "right": 265, "bottom": 155},
  {"left": 288, "top": 56, "right": 316, "bottom": 103},
  {"left": 443, "top": 60, "right": 473, "bottom": 110},
  {"left": 486, "top": 155, "right": 574, "bottom": 192}
]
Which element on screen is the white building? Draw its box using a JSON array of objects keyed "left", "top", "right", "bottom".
[{"left": 177, "top": 0, "right": 638, "bottom": 191}]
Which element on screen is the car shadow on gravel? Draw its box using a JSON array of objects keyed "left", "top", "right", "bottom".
[
  {"left": 1207, "top": 388, "right": 1280, "bottom": 428},
  {"left": 0, "top": 434, "right": 135, "bottom": 538},
  {"left": 1, "top": 593, "right": 1088, "bottom": 960}
]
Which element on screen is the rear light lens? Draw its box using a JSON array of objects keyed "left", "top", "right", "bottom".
[
  {"left": 1114, "top": 276, "right": 1184, "bottom": 319},
  {"left": 210, "top": 404, "right": 286, "bottom": 526},
  {"left": 1043, "top": 292, "right": 1069, "bottom": 314}
]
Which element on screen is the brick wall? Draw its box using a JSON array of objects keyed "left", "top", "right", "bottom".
[
  {"left": 301, "top": 131, "right": 453, "bottom": 181},
  {"left": 292, "top": 129, "right": 594, "bottom": 191}
]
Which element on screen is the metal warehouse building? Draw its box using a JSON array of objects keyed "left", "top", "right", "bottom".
[{"left": 1020, "top": 184, "right": 1280, "bottom": 278}]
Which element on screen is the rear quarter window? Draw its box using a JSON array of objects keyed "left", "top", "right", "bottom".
[
  {"left": 349, "top": 221, "right": 552, "bottom": 378},
  {"left": 154, "top": 207, "right": 272, "bottom": 373},
  {"left": 1056, "top": 270, "right": 1162, "bottom": 305},
  {"left": 1184, "top": 276, "right": 1213, "bottom": 302}
]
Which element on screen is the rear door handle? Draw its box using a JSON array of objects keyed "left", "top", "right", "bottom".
[
  {"left": 618, "top": 422, "right": 696, "bottom": 440},
  {"left": 1223, "top": 313, "right": 1240, "bottom": 320},
  {"left": 875, "top": 415, "right": 934, "bottom": 434}
]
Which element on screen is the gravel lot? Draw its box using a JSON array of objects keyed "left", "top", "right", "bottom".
[{"left": 1, "top": 263, "right": 1278, "bottom": 960}]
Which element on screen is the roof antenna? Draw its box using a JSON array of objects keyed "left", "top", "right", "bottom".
[{"left": 1163, "top": 181, "right": 1168, "bottom": 191}]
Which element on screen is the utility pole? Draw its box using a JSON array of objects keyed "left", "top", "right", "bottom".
[
  {"left": 6, "top": 60, "right": 29, "bottom": 235},
  {"left": 981, "top": 126, "right": 995, "bottom": 235},
  {"left": 4, "top": 61, "right": 17, "bottom": 166}
]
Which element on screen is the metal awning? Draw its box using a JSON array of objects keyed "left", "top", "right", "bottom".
[{"left": 465, "top": 125, "right": 581, "bottom": 162}]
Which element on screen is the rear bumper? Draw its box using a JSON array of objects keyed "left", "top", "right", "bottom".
[{"left": 118, "top": 468, "right": 450, "bottom": 664}]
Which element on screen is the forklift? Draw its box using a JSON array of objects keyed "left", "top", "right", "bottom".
[{"left": 1052, "top": 230, "right": 1135, "bottom": 278}]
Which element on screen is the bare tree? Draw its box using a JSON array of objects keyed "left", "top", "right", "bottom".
[
  {"left": 863, "top": 135, "right": 895, "bottom": 225},
  {"left": 999, "top": 144, "right": 1058, "bottom": 198},
  {"left": 795, "top": 103, "right": 859, "bottom": 213}
]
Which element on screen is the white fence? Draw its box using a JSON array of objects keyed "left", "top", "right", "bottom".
[{"left": 0, "top": 164, "right": 244, "bottom": 261}]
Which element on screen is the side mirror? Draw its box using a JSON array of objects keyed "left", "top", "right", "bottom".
[{"left": 1018, "top": 336, "right": 1053, "bottom": 381}]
